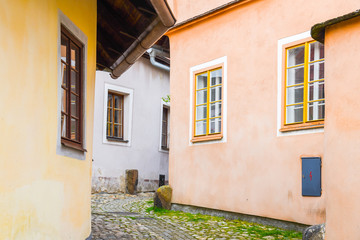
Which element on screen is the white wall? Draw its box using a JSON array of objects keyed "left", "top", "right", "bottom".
[{"left": 92, "top": 57, "right": 170, "bottom": 193}]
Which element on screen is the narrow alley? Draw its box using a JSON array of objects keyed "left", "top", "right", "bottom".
[{"left": 91, "top": 193, "right": 302, "bottom": 240}]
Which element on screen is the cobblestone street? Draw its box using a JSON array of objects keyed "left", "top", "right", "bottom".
[{"left": 91, "top": 193, "right": 303, "bottom": 240}]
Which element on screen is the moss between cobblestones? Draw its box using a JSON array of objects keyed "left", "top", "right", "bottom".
[
  {"left": 92, "top": 194, "right": 303, "bottom": 239},
  {"left": 141, "top": 200, "right": 302, "bottom": 239}
]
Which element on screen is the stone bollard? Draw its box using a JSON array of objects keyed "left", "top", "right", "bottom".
[
  {"left": 303, "top": 223, "right": 325, "bottom": 240},
  {"left": 154, "top": 185, "right": 172, "bottom": 210},
  {"left": 125, "top": 169, "right": 138, "bottom": 194}
]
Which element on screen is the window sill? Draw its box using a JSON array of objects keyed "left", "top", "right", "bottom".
[
  {"left": 106, "top": 136, "right": 129, "bottom": 143},
  {"left": 191, "top": 134, "right": 223, "bottom": 143},
  {"left": 61, "top": 138, "right": 87, "bottom": 152},
  {"left": 161, "top": 147, "right": 169, "bottom": 151},
  {"left": 280, "top": 122, "right": 324, "bottom": 132}
]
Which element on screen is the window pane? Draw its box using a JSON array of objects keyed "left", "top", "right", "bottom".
[
  {"left": 196, "top": 105, "right": 207, "bottom": 120},
  {"left": 210, "top": 102, "right": 221, "bottom": 118},
  {"left": 114, "top": 110, "right": 120, "bottom": 123},
  {"left": 308, "top": 101, "right": 325, "bottom": 121},
  {"left": 309, "top": 42, "right": 324, "bottom": 61},
  {"left": 210, "top": 69, "right": 222, "bottom": 86},
  {"left": 107, "top": 123, "right": 112, "bottom": 137},
  {"left": 114, "top": 95, "right": 121, "bottom": 108},
  {"left": 71, "top": 94, "right": 79, "bottom": 117},
  {"left": 210, "top": 118, "right": 221, "bottom": 134},
  {"left": 61, "top": 34, "right": 68, "bottom": 63},
  {"left": 70, "top": 118, "right": 78, "bottom": 140},
  {"left": 61, "top": 114, "right": 67, "bottom": 137},
  {"left": 287, "top": 46, "right": 304, "bottom": 67},
  {"left": 196, "top": 73, "right": 207, "bottom": 89},
  {"left": 196, "top": 89, "right": 207, "bottom": 105},
  {"left": 287, "top": 66, "right": 304, "bottom": 85},
  {"left": 71, "top": 44, "right": 79, "bottom": 70},
  {"left": 108, "top": 93, "right": 113, "bottom": 107},
  {"left": 162, "top": 108, "right": 168, "bottom": 122},
  {"left": 114, "top": 125, "right": 119, "bottom": 137},
  {"left": 308, "top": 81, "right": 325, "bottom": 101},
  {"left": 61, "top": 62, "right": 67, "bottom": 88},
  {"left": 61, "top": 88, "right": 67, "bottom": 112},
  {"left": 108, "top": 109, "right": 113, "bottom": 123},
  {"left": 195, "top": 120, "right": 207, "bottom": 135},
  {"left": 287, "top": 86, "right": 304, "bottom": 105},
  {"left": 309, "top": 61, "right": 324, "bottom": 81},
  {"left": 210, "top": 86, "right": 222, "bottom": 102},
  {"left": 161, "top": 134, "right": 167, "bottom": 147},
  {"left": 107, "top": 108, "right": 111, "bottom": 122},
  {"left": 286, "top": 105, "right": 303, "bottom": 124},
  {"left": 71, "top": 70, "right": 79, "bottom": 93},
  {"left": 162, "top": 121, "right": 167, "bottom": 134}
]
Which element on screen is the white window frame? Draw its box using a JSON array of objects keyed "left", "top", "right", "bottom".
[
  {"left": 189, "top": 56, "right": 227, "bottom": 145},
  {"left": 103, "top": 83, "right": 133, "bottom": 146},
  {"left": 277, "top": 31, "right": 324, "bottom": 137},
  {"left": 159, "top": 100, "right": 170, "bottom": 152}
]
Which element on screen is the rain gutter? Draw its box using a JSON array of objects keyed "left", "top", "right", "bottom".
[
  {"left": 311, "top": 9, "right": 360, "bottom": 43},
  {"left": 146, "top": 48, "right": 170, "bottom": 71},
  {"left": 110, "top": 0, "right": 176, "bottom": 79}
]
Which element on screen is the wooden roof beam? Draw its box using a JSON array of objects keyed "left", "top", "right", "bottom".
[{"left": 110, "top": 0, "right": 176, "bottom": 78}]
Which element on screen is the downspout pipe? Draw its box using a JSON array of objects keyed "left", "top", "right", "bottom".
[
  {"left": 110, "top": 0, "right": 176, "bottom": 79},
  {"left": 147, "top": 48, "right": 170, "bottom": 71}
]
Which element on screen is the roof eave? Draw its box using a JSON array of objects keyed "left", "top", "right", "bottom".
[
  {"left": 110, "top": 0, "right": 176, "bottom": 79},
  {"left": 311, "top": 9, "right": 360, "bottom": 43}
]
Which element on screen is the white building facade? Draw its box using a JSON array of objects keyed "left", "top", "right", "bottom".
[{"left": 92, "top": 57, "right": 170, "bottom": 193}]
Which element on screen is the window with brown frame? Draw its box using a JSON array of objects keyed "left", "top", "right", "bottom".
[
  {"left": 161, "top": 106, "right": 170, "bottom": 150},
  {"left": 60, "top": 26, "right": 84, "bottom": 150},
  {"left": 106, "top": 92, "right": 124, "bottom": 140}
]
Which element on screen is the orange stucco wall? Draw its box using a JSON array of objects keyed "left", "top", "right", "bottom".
[
  {"left": 167, "top": 0, "right": 360, "bottom": 226},
  {"left": 323, "top": 16, "right": 360, "bottom": 239}
]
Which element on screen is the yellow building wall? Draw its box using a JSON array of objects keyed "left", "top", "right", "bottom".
[{"left": 0, "top": 0, "right": 96, "bottom": 239}]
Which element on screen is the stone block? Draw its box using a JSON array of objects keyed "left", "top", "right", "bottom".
[
  {"left": 154, "top": 185, "right": 172, "bottom": 210},
  {"left": 125, "top": 169, "right": 138, "bottom": 194},
  {"left": 303, "top": 223, "right": 325, "bottom": 240}
]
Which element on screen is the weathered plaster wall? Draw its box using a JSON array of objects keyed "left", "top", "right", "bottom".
[
  {"left": 0, "top": 0, "right": 96, "bottom": 239},
  {"left": 167, "top": 0, "right": 360, "bottom": 226},
  {"left": 92, "top": 58, "right": 169, "bottom": 193},
  {"left": 323, "top": 16, "right": 360, "bottom": 239}
]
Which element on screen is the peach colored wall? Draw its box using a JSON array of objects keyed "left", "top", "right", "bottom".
[
  {"left": 167, "top": 0, "right": 231, "bottom": 23},
  {"left": 168, "top": 0, "right": 360, "bottom": 226},
  {"left": 323, "top": 17, "right": 360, "bottom": 239},
  {"left": 168, "top": 0, "right": 360, "bottom": 24}
]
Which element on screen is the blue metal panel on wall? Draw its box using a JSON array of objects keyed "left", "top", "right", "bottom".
[{"left": 302, "top": 157, "right": 321, "bottom": 196}]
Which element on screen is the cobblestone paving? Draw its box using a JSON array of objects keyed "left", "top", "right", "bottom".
[
  {"left": 92, "top": 193, "right": 195, "bottom": 239},
  {"left": 91, "top": 193, "right": 302, "bottom": 240}
]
